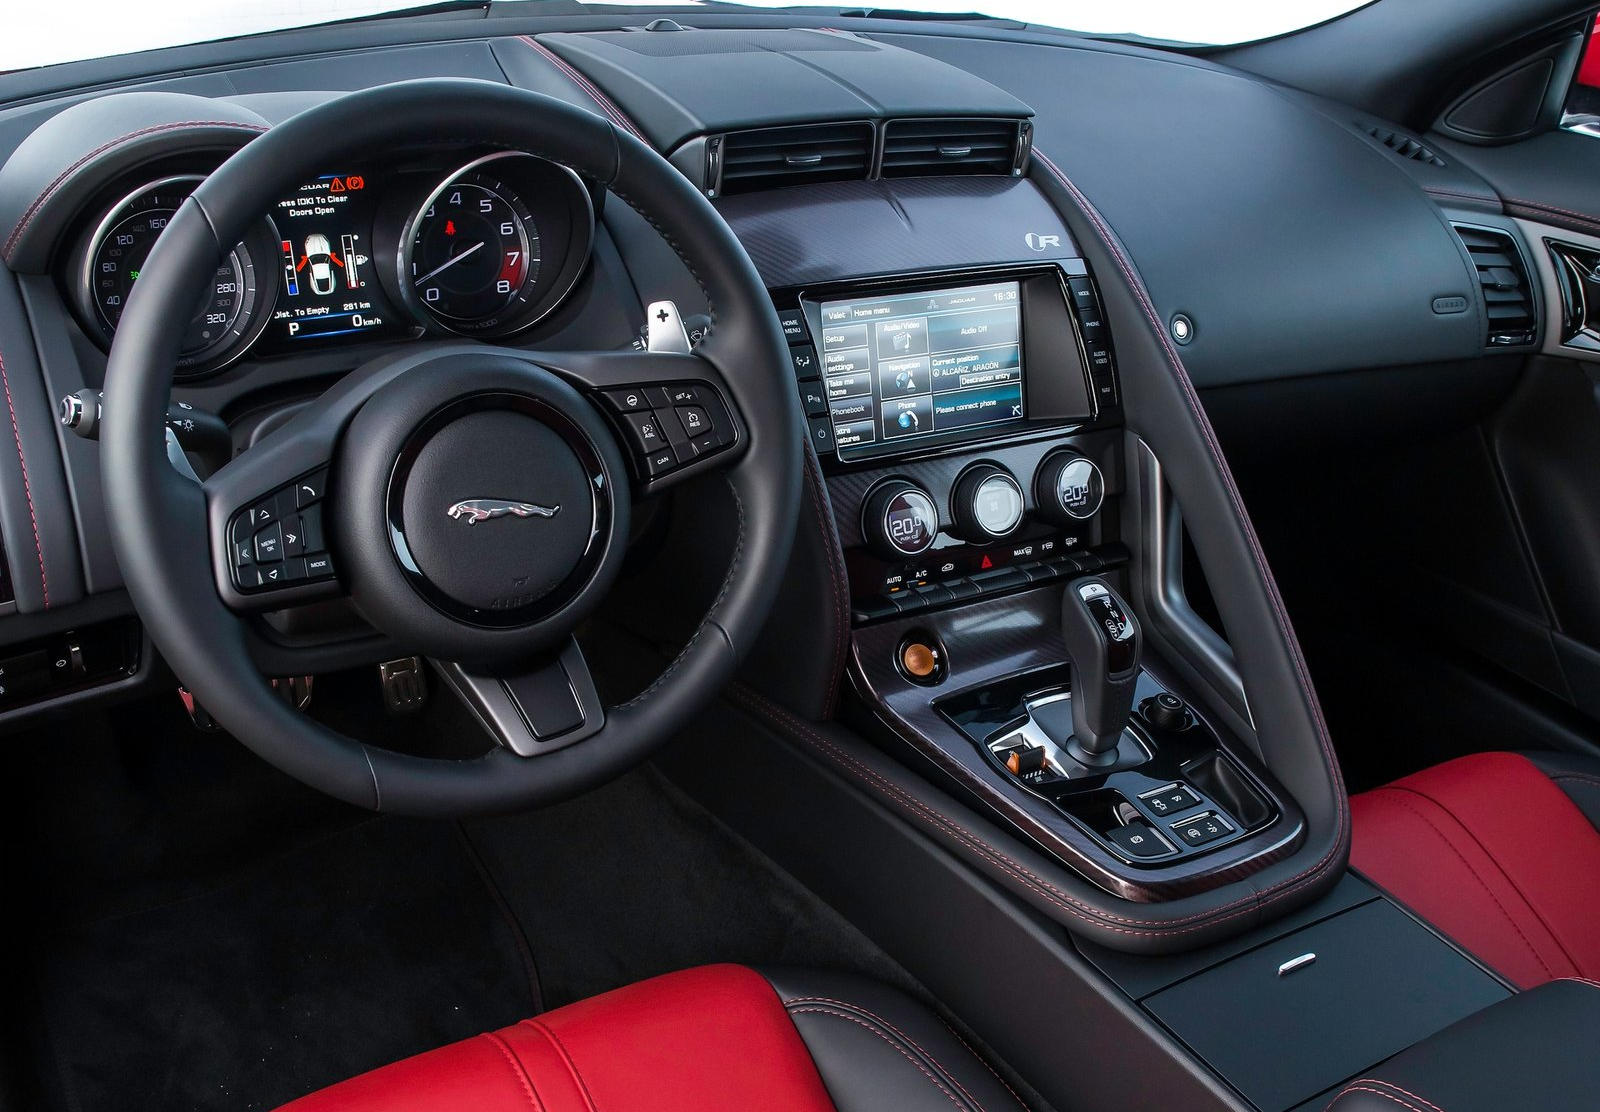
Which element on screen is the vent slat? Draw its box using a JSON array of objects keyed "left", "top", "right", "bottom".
[
  {"left": 719, "top": 122, "right": 873, "bottom": 194},
  {"left": 1451, "top": 224, "right": 1535, "bottom": 346},
  {"left": 1362, "top": 123, "right": 1447, "bottom": 167},
  {"left": 882, "top": 118, "right": 1020, "bottom": 178}
]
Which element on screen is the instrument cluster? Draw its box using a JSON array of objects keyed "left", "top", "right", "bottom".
[{"left": 68, "top": 150, "right": 596, "bottom": 377}]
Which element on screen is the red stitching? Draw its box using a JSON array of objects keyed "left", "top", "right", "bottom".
[
  {"left": 518, "top": 1019, "right": 600, "bottom": 1112},
  {"left": 1367, "top": 786, "right": 1560, "bottom": 980},
  {"left": 937, "top": 1018, "right": 1030, "bottom": 1112},
  {"left": 802, "top": 445, "right": 850, "bottom": 715},
  {"left": 0, "top": 351, "right": 48, "bottom": 607},
  {"left": 733, "top": 687, "right": 1311, "bottom": 937},
  {"left": 516, "top": 35, "right": 647, "bottom": 142},
  {"left": 1326, "top": 1083, "right": 1440, "bottom": 1112},
  {"left": 480, "top": 1031, "right": 547, "bottom": 1112},
  {"left": 1385, "top": 779, "right": 1586, "bottom": 978},
  {"left": 1504, "top": 195, "right": 1600, "bottom": 228},
  {"left": 3, "top": 120, "right": 266, "bottom": 260},
  {"left": 787, "top": 1005, "right": 972, "bottom": 1111},
  {"left": 1032, "top": 151, "right": 1348, "bottom": 862},
  {"left": 785, "top": 996, "right": 1003, "bottom": 1112}
]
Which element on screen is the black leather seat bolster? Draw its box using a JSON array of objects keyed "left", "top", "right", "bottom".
[
  {"left": 1524, "top": 750, "right": 1600, "bottom": 829},
  {"left": 1324, "top": 979, "right": 1600, "bottom": 1111},
  {"left": 763, "top": 968, "right": 1033, "bottom": 1112}
]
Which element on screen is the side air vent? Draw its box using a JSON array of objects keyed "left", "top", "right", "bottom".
[
  {"left": 881, "top": 118, "right": 1027, "bottom": 178},
  {"left": 716, "top": 122, "right": 873, "bottom": 195},
  {"left": 1453, "top": 224, "right": 1537, "bottom": 346},
  {"left": 1363, "top": 124, "right": 1446, "bottom": 167}
]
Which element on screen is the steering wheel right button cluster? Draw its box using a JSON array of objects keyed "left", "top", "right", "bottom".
[{"left": 599, "top": 381, "right": 737, "bottom": 480}]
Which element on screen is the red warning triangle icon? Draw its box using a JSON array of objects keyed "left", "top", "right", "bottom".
[{"left": 979, "top": 554, "right": 994, "bottom": 569}]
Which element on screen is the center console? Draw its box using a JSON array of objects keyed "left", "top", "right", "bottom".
[{"left": 769, "top": 258, "right": 1303, "bottom": 902}]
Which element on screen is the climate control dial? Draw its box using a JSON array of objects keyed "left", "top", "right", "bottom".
[
  {"left": 1035, "top": 452, "right": 1104, "bottom": 526},
  {"left": 950, "top": 463, "right": 1026, "bottom": 543},
  {"left": 861, "top": 479, "right": 940, "bottom": 560}
]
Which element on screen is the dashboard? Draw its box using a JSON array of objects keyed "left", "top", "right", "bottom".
[{"left": 66, "top": 148, "right": 597, "bottom": 375}]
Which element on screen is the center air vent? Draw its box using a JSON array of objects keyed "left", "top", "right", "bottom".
[
  {"left": 717, "top": 122, "right": 873, "bottom": 195},
  {"left": 1363, "top": 124, "right": 1446, "bottom": 167},
  {"left": 881, "top": 118, "right": 1026, "bottom": 177},
  {"left": 1453, "top": 224, "right": 1537, "bottom": 346}
]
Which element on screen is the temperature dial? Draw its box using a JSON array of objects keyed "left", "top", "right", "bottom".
[
  {"left": 1035, "top": 452, "right": 1104, "bottom": 526},
  {"left": 862, "top": 480, "right": 940, "bottom": 559},
  {"left": 950, "top": 463, "right": 1026, "bottom": 543}
]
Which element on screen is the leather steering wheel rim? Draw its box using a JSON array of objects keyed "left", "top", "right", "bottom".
[{"left": 100, "top": 79, "right": 803, "bottom": 816}]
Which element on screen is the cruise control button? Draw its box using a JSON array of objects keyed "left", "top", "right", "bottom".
[
  {"left": 675, "top": 406, "right": 712, "bottom": 438},
  {"left": 666, "top": 383, "right": 700, "bottom": 407},
  {"left": 620, "top": 410, "right": 670, "bottom": 454},
  {"left": 644, "top": 447, "right": 679, "bottom": 476},
  {"left": 602, "top": 387, "right": 653, "bottom": 413},
  {"left": 254, "top": 522, "right": 284, "bottom": 563}
]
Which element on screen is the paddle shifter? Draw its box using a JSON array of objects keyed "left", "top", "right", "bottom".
[{"left": 1060, "top": 577, "right": 1142, "bottom": 764}]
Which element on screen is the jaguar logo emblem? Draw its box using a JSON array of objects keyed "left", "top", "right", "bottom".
[{"left": 447, "top": 499, "right": 561, "bottom": 525}]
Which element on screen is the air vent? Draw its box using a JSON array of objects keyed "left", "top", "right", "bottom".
[
  {"left": 881, "top": 118, "right": 1025, "bottom": 178},
  {"left": 716, "top": 122, "right": 873, "bottom": 195},
  {"left": 1453, "top": 224, "right": 1537, "bottom": 346},
  {"left": 1363, "top": 124, "right": 1446, "bottom": 167}
]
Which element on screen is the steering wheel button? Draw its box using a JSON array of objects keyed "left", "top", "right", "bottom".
[
  {"left": 601, "top": 388, "right": 651, "bottom": 413},
  {"left": 259, "top": 564, "right": 287, "bottom": 587},
  {"left": 676, "top": 406, "right": 711, "bottom": 436},
  {"left": 620, "top": 410, "right": 668, "bottom": 453},
  {"left": 667, "top": 384, "right": 699, "bottom": 407},
  {"left": 254, "top": 522, "right": 284, "bottom": 563},
  {"left": 305, "top": 552, "right": 335, "bottom": 580},
  {"left": 294, "top": 470, "right": 328, "bottom": 508},
  {"left": 280, "top": 557, "right": 309, "bottom": 583},
  {"left": 300, "top": 504, "right": 325, "bottom": 552},
  {"left": 644, "top": 447, "right": 679, "bottom": 477}
]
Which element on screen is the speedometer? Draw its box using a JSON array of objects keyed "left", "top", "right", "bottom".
[{"left": 80, "top": 175, "right": 269, "bottom": 374}]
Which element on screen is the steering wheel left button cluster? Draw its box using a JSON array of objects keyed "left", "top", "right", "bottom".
[
  {"left": 230, "top": 469, "right": 336, "bottom": 591},
  {"left": 599, "top": 382, "right": 736, "bottom": 481}
]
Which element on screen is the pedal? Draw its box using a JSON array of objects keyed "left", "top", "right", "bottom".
[
  {"left": 270, "top": 674, "right": 314, "bottom": 711},
  {"left": 177, "top": 687, "right": 221, "bottom": 731},
  {"left": 378, "top": 657, "right": 428, "bottom": 715}
]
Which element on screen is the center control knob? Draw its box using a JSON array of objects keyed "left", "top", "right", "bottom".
[
  {"left": 950, "top": 463, "right": 1026, "bottom": 543},
  {"left": 861, "top": 479, "right": 940, "bottom": 560},
  {"left": 1034, "top": 451, "right": 1105, "bottom": 527}
]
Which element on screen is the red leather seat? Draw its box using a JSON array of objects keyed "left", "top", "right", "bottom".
[
  {"left": 274, "top": 964, "right": 1029, "bottom": 1111},
  {"left": 1350, "top": 751, "right": 1600, "bottom": 989}
]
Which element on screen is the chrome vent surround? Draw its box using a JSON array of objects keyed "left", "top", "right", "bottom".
[{"left": 1453, "top": 223, "right": 1537, "bottom": 346}]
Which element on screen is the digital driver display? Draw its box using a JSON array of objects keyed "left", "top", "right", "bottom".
[
  {"left": 266, "top": 172, "right": 404, "bottom": 346},
  {"left": 818, "top": 280, "right": 1024, "bottom": 455}
]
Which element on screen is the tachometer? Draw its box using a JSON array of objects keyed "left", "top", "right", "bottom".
[
  {"left": 401, "top": 156, "right": 540, "bottom": 331},
  {"left": 395, "top": 152, "right": 594, "bottom": 338},
  {"left": 80, "top": 175, "right": 270, "bottom": 374}
]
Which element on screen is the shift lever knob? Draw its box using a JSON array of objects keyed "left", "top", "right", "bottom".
[{"left": 1060, "top": 577, "right": 1141, "bottom": 760}]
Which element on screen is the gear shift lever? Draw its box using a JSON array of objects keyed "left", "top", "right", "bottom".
[{"left": 1060, "top": 577, "right": 1141, "bottom": 764}]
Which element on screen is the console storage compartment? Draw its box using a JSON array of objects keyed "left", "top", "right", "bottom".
[{"left": 1137, "top": 897, "right": 1508, "bottom": 1110}]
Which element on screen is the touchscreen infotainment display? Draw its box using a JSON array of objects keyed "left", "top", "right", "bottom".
[{"left": 817, "top": 280, "right": 1024, "bottom": 454}]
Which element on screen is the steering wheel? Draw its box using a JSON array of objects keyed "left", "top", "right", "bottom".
[{"left": 100, "top": 80, "right": 803, "bottom": 816}]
